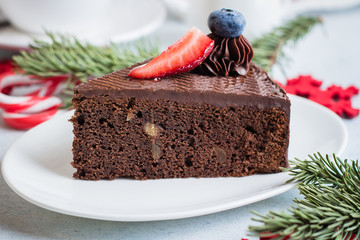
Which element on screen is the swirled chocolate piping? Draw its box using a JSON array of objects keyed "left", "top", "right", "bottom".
[{"left": 195, "top": 33, "right": 254, "bottom": 76}]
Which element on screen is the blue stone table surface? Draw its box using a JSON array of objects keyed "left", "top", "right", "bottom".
[{"left": 1, "top": 6, "right": 360, "bottom": 240}]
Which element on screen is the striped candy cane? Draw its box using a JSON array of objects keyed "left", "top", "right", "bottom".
[{"left": 0, "top": 70, "right": 68, "bottom": 130}]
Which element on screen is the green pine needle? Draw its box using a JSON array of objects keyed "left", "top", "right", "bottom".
[
  {"left": 252, "top": 15, "right": 322, "bottom": 74},
  {"left": 14, "top": 32, "right": 159, "bottom": 80},
  {"left": 249, "top": 153, "right": 360, "bottom": 240},
  {"left": 13, "top": 32, "right": 159, "bottom": 108}
]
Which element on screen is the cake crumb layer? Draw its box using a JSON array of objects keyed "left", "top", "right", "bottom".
[{"left": 71, "top": 95, "right": 289, "bottom": 180}]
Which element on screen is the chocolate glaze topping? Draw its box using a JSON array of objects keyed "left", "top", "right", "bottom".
[
  {"left": 75, "top": 61, "right": 290, "bottom": 117},
  {"left": 195, "top": 33, "right": 254, "bottom": 76}
]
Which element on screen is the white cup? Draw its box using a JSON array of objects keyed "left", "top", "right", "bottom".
[{"left": 0, "top": 0, "right": 112, "bottom": 34}]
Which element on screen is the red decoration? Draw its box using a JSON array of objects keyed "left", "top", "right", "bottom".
[
  {"left": 0, "top": 59, "right": 14, "bottom": 74},
  {"left": 278, "top": 75, "right": 359, "bottom": 119},
  {"left": 260, "top": 233, "right": 357, "bottom": 240},
  {"left": 259, "top": 232, "right": 290, "bottom": 240},
  {"left": 0, "top": 60, "right": 68, "bottom": 130}
]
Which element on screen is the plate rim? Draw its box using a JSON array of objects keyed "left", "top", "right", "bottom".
[
  {"left": 1, "top": 94, "right": 348, "bottom": 221},
  {"left": 289, "top": 94, "right": 348, "bottom": 156}
]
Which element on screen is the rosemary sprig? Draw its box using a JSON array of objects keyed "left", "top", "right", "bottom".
[
  {"left": 249, "top": 153, "right": 360, "bottom": 240},
  {"left": 252, "top": 16, "right": 322, "bottom": 74}
]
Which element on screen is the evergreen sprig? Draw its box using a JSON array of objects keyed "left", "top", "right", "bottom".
[
  {"left": 13, "top": 33, "right": 159, "bottom": 107},
  {"left": 13, "top": 33, "right": 159, "bottom": 80},
  {"left": 249, "top": 153, "right": 360, "bottom": 240},
  {"left": 252, "top": 15, "right": 322, "bottom": 74}
]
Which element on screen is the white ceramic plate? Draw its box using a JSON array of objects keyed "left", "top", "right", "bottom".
[
  {"left": 0, "top": 0, "right": 166, "bottom": 50},
  {"left": 1, "top": 95, "right": 348, "bottom": 221}
]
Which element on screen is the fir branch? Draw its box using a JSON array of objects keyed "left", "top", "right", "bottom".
[
  {"left": 14, "top": 33, "right": 159, "bottom": 80},
  {"left": 249, "top": 153, "right": 360, "bottom": 240},
  {"left": 287, "top": 154, "right": 360, "bottom": 193},
  {"left": 252, "top": 15, "right": 322, "bottom": 74},
  {"left": 13, "top": 33, "right": 159, "bottom": 108}
]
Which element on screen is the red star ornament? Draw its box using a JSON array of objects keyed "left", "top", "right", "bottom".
[{"left": 279, "top": 75, "right": 359, "bottom": 119}]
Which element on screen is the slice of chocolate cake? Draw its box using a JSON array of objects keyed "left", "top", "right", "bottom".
[
  {"left": 71, "top": 10, "right": 290, "bottom": 180},
  {"left": 71, "top": 61, "right": 290, "bottom": 180}
]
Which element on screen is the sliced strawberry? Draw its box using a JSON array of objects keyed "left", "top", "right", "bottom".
[{"left": 128, "top": 27, "right": 214, "bottom": 79}]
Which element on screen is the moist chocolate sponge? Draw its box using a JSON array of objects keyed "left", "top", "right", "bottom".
[{"left": 71, "top": 62, "right": 290, "bottom": 180}]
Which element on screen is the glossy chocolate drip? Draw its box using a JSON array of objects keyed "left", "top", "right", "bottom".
[
  {"left": 75, "top": 61, "right": 290, "bottom": 117},
  {"left": 195, "top": 34, "right": 254, "bottom": 76}
]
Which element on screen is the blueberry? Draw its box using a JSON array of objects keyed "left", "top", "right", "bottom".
[{"left": 207, "top": 8, "right": 246, "bottom": 38}]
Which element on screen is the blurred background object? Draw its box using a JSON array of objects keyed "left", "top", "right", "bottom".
[
  {"left": 0, "top": 0, "right": 112, "bottom": 34},
  {"left": 0, "top": 0, "right": 359, "bottom": 49},
  {"left": 0, "top": 0, "right": 166, "bottom": 49},
  {"left": 163, "top": 0, "right": 360, "bottom": 39}
]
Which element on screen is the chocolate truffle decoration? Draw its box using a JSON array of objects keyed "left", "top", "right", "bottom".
[{"left": 196, "top": 9, "right": 254, "bottom": 76}]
